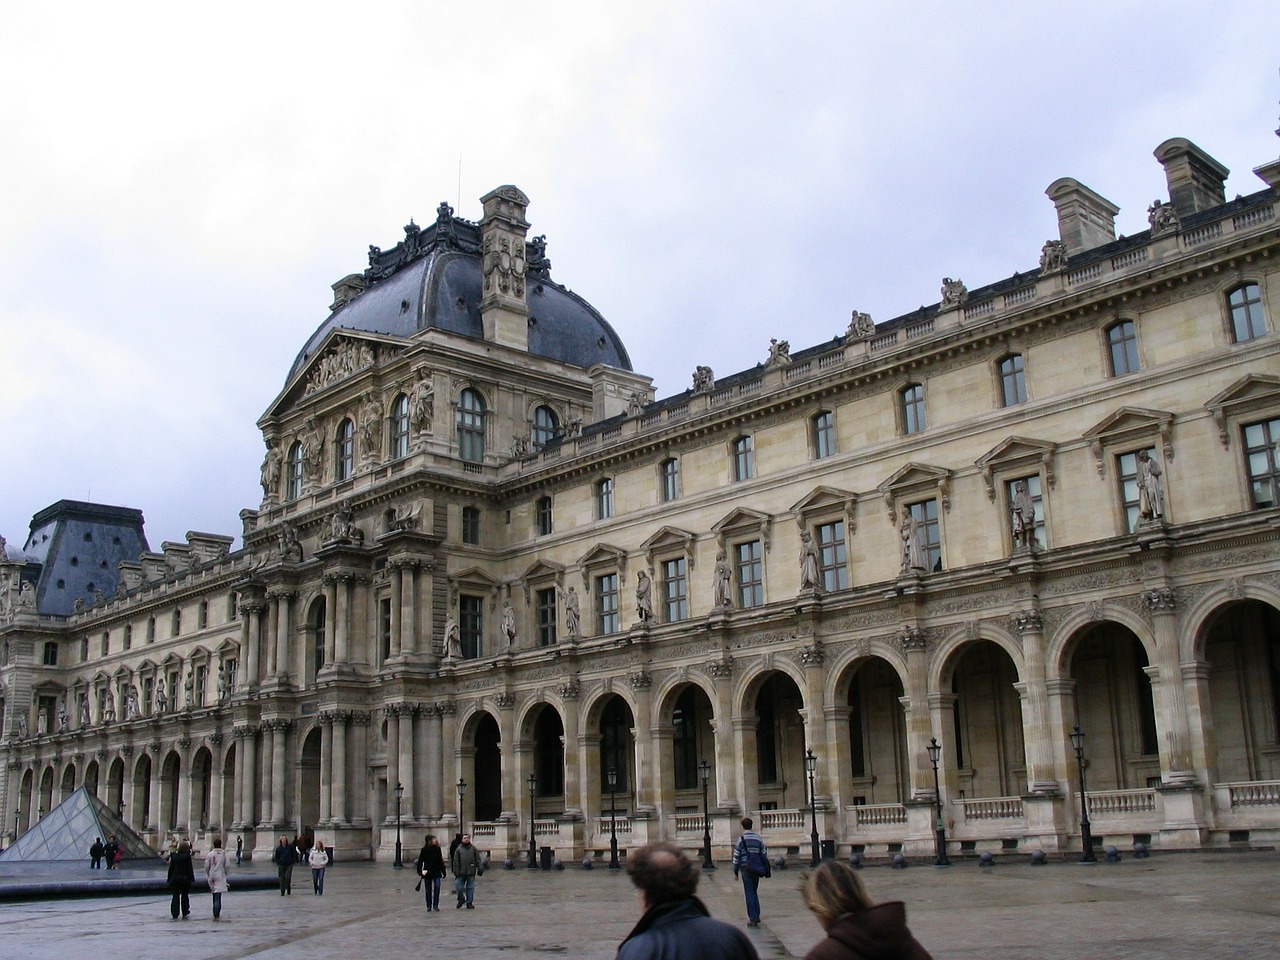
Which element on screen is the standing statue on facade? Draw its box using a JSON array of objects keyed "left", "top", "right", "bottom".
[
  {"left": 1010, "top": 481, "right": 1036, "bottom": 551},
  {"left": 635, "top": 570, "right": 654, "bottom": 623},
  {"left": 563, "top": 586, "right": 581, "bottom": 638},
  {"left": 101, "top": 689, "right": 115, "bottom": 723},
  {"left": 36, "top": 710, "right": 47, "bottom": 735},
  {"left": 899, "top": 515, "right": 926, "bottom": 574},
  {"left": 410, "top": 367, "right": 434, "bottom": 438},
  {"left": 443, "top": 615, "right": 461, "bottom": 660},
  {"left": 765, "top": 338, "right": 792, "bottom": 367},
  {"left": 713, "top": 551, "right": 732, "bottom": 608},
  {"left": 302, "top": 418, "right": 324, "bottom": 481},
  {"left": 184, "top": 669, "right": 195, "bottom": 708},
  {"left": 15, "top": 714, "right": 27, "bottom": 738},
  {"left": 799, "top": 530, "right": 821, "bottom": 591},
  {"left": 155, "top": 677, "right": 168, "bottom": 714},
  {"left": 124, "top": 685, "right": 140, "bottom": 720},
  {"left": 217, "top": 663, "right": 229, "bottom": 702},
  {"left": 1137, "top": 450, "right": 1165, "bottom": 521},
  {"left": 79, "top": 692, "right": 90, "bottom": 727},
  {"left": 360, "top": 393, "right": 383, "bottom": 463},
  {"left": 58, "top": 698, "right": 69, "bottom": 732},
  {"left": 260, "top": 440, "right": 282, "bottom": 497},
  {"left": 500, "top": 599, "right": 518, "bottom": 648}
]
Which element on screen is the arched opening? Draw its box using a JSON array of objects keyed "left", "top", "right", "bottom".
[
  {"left": 84, "top": 759, "right": 100, "bottom": 799},
  {"left": 750, "top": 672, "right": 807, "bottom": 812},
  {"left": 1069, "top": 624, "right": 1159, "bottom": 790},
  {"left": 130, "top": 754, "right": 150, "bottom": 831},
  {"left": 190, "top": 747, "right": 213, "bottom": 831},
  {"left": 221, "top": 741, "right": 236, "bottom": 832},
  {"left": 598, "top": 695, "right": 635, "bottom": 807},
  {"left": 300, "top": 727, "right": 322, "bottom": 832},
  {"left": 60, "top": 763, "right": 77, "bottom": 802},
  {"left": 948, "top": 641, "right": 1025, "bottom": 798},
  {"left": 531, "top": 706, "right": 565, "bottom": 812},
  {"left": 18, "top": 768, "right": 34, "bottom": 833},
  {"left": 161, "top": 752, "right": 182, "bottom": 833},
  {"left": 842, "top": 657, "right": 908, "bottom": 805},
  {"left": 1200, "top": 600, "right": 1280, "bottom": 783},
  {"left": 472, "top": 713, "right": 502, "bottom": 823},
  {"left": 665, "top": 684, "right": 716, "bottom": 843},
  {"left": 308, "top": 596, "right": 326, "bottom": 686},
  {"left": 38, "top": 767, "right": 54, "bottom": 818}
]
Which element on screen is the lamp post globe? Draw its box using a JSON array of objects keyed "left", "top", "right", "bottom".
[
  {"left": 804, "top": 749, "right": 820, "bottom": 867},
  {"left": 699, "top": 759, "right": 715, "bottom": 870},
  {"left": 527, "top": 773, "right": 538, "bottom": 869},
  {"left": 607, "top": 767, "right": 620, "bottom": 869},
  {"left": 1070, "top": 725, "right": 1097, "bottom": 863},
  {"left": 926, "top": 737, "right": 950, "bottom": 866},
  {"left": 393, "top": 781, "right": 405, "bottom": 869}
]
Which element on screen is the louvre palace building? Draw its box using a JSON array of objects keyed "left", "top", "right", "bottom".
[{"left": 3, "top": 127, "right": 1280, "bottom": 864}]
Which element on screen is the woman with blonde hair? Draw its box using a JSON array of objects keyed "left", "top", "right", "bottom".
[
  {"left": 802, "top": 860, "right": 932, "bottom": 960},
  {"left": 307, "top": 839, "right": 331, "bottom": 895}
]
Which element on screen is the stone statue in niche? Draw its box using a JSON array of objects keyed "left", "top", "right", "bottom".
[
  {"left": 36, "top": 711, "right": 47, "bottom": 735},
  {"left": 410, "top": 367, "right": 434, "bottom": 436},
  {"left": 799, "top": 530, "right": 821, "bottom": 591},
  {"left": 183, "top": 670, "right": 195, "bottom": 707},
  {"left": 941, "top": 278, "right": 968, "bottom": 307},
  {"left": 58, "top": 699, "right": 68, "bottom": 732},
  {"left": 17, "top": 580, "right": 35, "bottom": 609},
  {"left": 329, "top": 500, "right": 364, "bottom": 545},
  {"left": 1138, "top": 450, "right": 1165, "bottom": 521},
  {"left": 302, "top": 418, "right": 324, "bottom": 479},
  {"left": 443, "top": 615, "right": 461, "bottom": 660},
  {"left": 635, "top": 570, "right": 654, "bottom": 623},
  {"left": 500, "top": 599, "right": 517, "bottom": 648},
  {"left": 627, "top": 391, "right": 647, "bottom": 417},
  {"left": 15, "top": 714, "right": 27, "bottom": 738},
  {"left": 1039, "top": 239, "right": 1068, "bottom": 273},
  {"left": 847, "top": 311, "right": 875, "bottom": 340},
  {"left": 217, "top": 664, "right": 229, "bottom": 702},
  {"left": 691, "top": 366, "right": 715, "bottom": 393},
  {"left": 278, "top": 522, "right": 303, "bottom": 562},
  {"left": 124, "top": 685, "right": 140, "bottom": 720},
  {"left": 260, "top": 440, "right": 282, "bottom": 497},
  {"left": 79, "top": 693, "right": 90, "bottom": 727},
  {"left": 359, "top": 393, "right": 383, "bottom": 463},
  {"left": 562, "top": 586, "right": 580, "bottom": 639},
  {"left": 101, "top": 689, "right": 115, "bottom": 723},
  {"left": 713, "top": 551, "right": 732, "bottom": 608},
  {"left": 1148, "top": 199, "right": 1180, "bottom": 236},
  {"left": 154, "top": 677, "right": 168, "bottom": 714},
  {"left": 766, "top": 338, "right": 792, "bottom": 367},
  {"left": 1010, "top": 481, "right": 1037, "bottom": 551},
  {"left": 899, "top": 515, "right": 926, "bottom": 574}
]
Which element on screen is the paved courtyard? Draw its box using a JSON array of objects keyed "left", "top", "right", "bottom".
[{"left": 1, "top": 851, "right": 1277, "bottom": 959}]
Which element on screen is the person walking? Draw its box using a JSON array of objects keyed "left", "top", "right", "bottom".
[
  {"left": 205, "top": 837, "right": 229, "bottom": 920},
  {"left": 89, "top": 836, "right": 104, "bottom": 869},
  {"left": 801, "top": 859, "right": 933, "bottom": 960},
  {"left": 731, "top": 817, "right": 771, "bottom": 927},
  {"left": 617, "top": 841, "right": 758, "bottom": 960},
  {"left": 235, "top": 835, "right": 243, "bottom": 865},
  {"left": 167, "top": 840, "right": 195, "bottom": 919},
  {"left": 273, "top": 835, "right": 297, "bottom": 895},
  {"left": 415, "top": 834, "right": 446, "bottom": 911},
  {"left": 450, "top": 832, "right": 482, "bottom": 909},
  {"left": 308, "top": 840, "right": 331, "bottom": 895},
  {"left": 104, "top": 835, "right": 120, "bottom": 870}
]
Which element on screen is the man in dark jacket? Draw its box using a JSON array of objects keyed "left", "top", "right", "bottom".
[
  {"left": 449, "top": 833, "right": 483, "bottom": 909},
  {"left": 103, "top": 835, "right": 120, "bottom": 869},
  {"left": 617, "top": 841, "right": 758, "bottom": 960},
  {"left": 273, "top": 835, "right": 298, "bottom": 895},
  {"left": 89, "top": 836, "right": 105, "bottom": 869},
  {"left": 166, "top": 840, "right": 195, "bottom": 919},
  {"left": 731, "top": 817, "right": 770, "bottom": 927}
]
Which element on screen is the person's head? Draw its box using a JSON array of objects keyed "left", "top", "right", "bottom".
[
  {"left": 177, "top": 840, "right": 191, "bottom": 854},
  {"left": 279, "top": 836, "right": 288, "bottom": 845},
  {"left": 802, "top": 860, "right": 875, "bottom": 932},
  {"left": 425, "top": 834, "right": 435, "bottom": 846},
  {"left": 627, "top": 841, "right": 699, "bottom": 911},
  {"left": 315, "top": 840, "right": 325, "bottom": 851},
  {"left": 461, "top": 833, "right": 472, "bottom": 846},
  {"left": 212, "top": 838, "right": 222, "bottom": 849},
  {"left": 741, "top": 817, "right": 753, "bottom": 830}
]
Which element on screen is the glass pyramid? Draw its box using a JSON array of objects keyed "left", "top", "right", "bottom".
[{"left": 0, "top": 786, "right": 157, "bottom": 863}]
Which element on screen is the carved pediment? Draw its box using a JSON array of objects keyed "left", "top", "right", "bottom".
[
  {"left": 1205, "top": 375, "right": 1280, "bottom": 447},
  {"left": 711, "top": 508, "right": 773, "bottom": 551},
  {"left": 877, "top": 463, "right": 951, "bottom": 523},
  {"left": 521, "top": 559, "right": 565, "bottom": 583},
  {"left": 975, "top": 437, "right": 1057, "bottom": 500},
  {"left": 1082, "top": 407, "right": 1174, "bottom": 474},
  {"left": 640, "top": 526, "right": 697, "bottom": 568},
  {"left": 791, "top": 486, "right": 858, "bottom": 534},
  {"left": 263, "top": 330, "right": 410, "bottom": 419},
  {"left": 216, "top": 638, "right": 240, "bottom": 656}
]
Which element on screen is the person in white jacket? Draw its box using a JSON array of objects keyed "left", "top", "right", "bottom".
[
  {"left": 205, "top": 837, "right": 229, "bottom": 920},
  {"left": 308, "top": 840, "right": 331, "bottom": 895}
]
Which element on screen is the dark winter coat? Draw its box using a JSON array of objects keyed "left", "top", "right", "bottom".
[
  {"left": 273, "top": 842, "right": 299, "bottom": 866},
  {"left": 416, "top": 843, "right": 447, "bottom": 880},
  {"left": 617, "top": 896, "right": 759, "bottom": 960},
  {"left": 804, "top": 904, "right": 933, "bottom": 960},
  {"left": 167, "top": 849, "right": 196, "bottom": 892}
]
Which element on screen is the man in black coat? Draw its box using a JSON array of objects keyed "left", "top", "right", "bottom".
[
  {"left": 167, "top": 840, "right": 195, "bottom": 919},
  {"left": 617, "top": 842, "right": 759, "bottom": 960},
  {"left": 89, "top": 837, "right": 104, "bottom": 869},
  {"left": 103, "top": 836, "right": 120, "bottom": 870},
  {"left": 273, "top": 835, "right": 298, "bottom": 895}
]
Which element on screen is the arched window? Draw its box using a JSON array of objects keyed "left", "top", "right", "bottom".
[
  {"left": 732, "top": 436, "right": 755, "bottom": 481},
  {"left": 389, "top": 394, "right": 410, "bottom": 460},
  {"left": 532, "top": 405, "right": 559, "bottom": 450},
  {"left": 998, "top": 354, "right": 1026, "bottom": 407},
  {"left": 596, "top": 478, "right": 615, "bottom": 520},
  {"left": 334, "top": 418, "right": 354, "bottom": 481},
  {"left": 812, "top": 411, "right": 835, "bottom": 459},
  {"left": 900, "top": 384, "right": 926, "bottom": 434},
  {"left": 1106, "top": 321, "right": 1139, "bottom": 376},
  {"left": 457, "top": 389, "right": 486, "bottom": 463},
  {"left": 286, "top": 441, "right": 304, "bottom": 500},
  {"left": 1228, "top": 283, "right": 1266, "bottom": 342},
  {"left": 660, "top": 457, "right": 680, "bottom": 502}
]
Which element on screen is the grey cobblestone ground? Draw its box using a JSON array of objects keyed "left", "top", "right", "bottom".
[{"left": 1, "top": 852, "right": 1278, "bottom": 959}]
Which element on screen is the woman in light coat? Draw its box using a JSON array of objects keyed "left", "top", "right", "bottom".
[
  {"left": 205, "top": 837, "right": 229, "bottom": 920},
  {"left": 308, "top": 840, "right": 331, "bottom": 895}
]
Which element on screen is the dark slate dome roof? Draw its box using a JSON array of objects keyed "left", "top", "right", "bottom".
[{"left": 286, "top": 209, "right": 631, "bottom": 383}]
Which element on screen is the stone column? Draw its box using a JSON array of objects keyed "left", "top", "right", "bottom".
[
  {"left": 271, "top": 720, "right": 289, "bottom": 827},
  {"left": 901, "top": 627, "right": 936, "bottom": 799},
  {"left": 264, "top": 596, "right": 279, "bottom": 678},
  {"left": 825, "top": 704, "right": 854, "bottom": 812},
  {"left": 147, "top": 745, "right": 162, "bottom": 832},
  {"left": 398, "top": 707, "right": 415, "bottom": 818},
  {"left": 323, "top": 578, "right": 338, "bottom": 666},
  {"left": 389, "top": 563, "right": 403, "bottom": 658},
  {"left": 651, "top": 723, "right": 676, "bottom": 832},
  {"left": 424, "top": 706, "right": 442, "bottom": 819},
  {"left": 209, "top": 736, "right": 224, "bottom": 833},
  {"left": 401, "top": 562, "right": 418, "bottom": 656},
  {"left": 628, "top": 671, "right": 654, "bottom": 812},
  {"left": 559, "top": 681, "right": 582, "bottom": 817},
  {"left": 1145, "top": 589, "right": 1196, "bottom": 783},
  {"left": 439, "top": 702, "right": 458, "bottom": 820},
  {"left": 798, "top": 643, "right": 828, "bottom": 799},
  {"left": 1183, "top": 661, "right": 1214, "bottom": 784},
  {"left": 243, "top": 600, "right": 264, "bottom": 687},
  {"left": 709, "top": 661, "right": 737, "bottom": 812},
  {"left": 497, "top": 693, "right": 517, "bottom": 819},
  {"left": 331, "top": 713, "right": 349, "bottom": 824},
  {"left": 335, "top": 576, "right": 351, "bottom": 664},
  {"left": 319, "top": 715, "right": 333, "bottom": 825},
  {"left": 274, "top": 592, "right": 293, "bottom": 682},
  {"left": 385, "top": 707, "right": 400, "bottom": 820},
  {"left": 731, "top": 715, "right": 758, "bottom": 817},
  {"left": 1013, "top": 609, "right": 1059, "bottom": 792},
  {"left": 925, "top": 692, "right": 959, "bottom": 799}
]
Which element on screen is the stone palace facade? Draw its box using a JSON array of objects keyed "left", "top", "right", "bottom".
[{"left": 3, "top": 128, "right": 1280, "bottom": 862}]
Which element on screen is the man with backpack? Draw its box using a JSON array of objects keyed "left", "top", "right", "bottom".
[{"left": 731, "top": 817, "right": 771, "bottom": 927}]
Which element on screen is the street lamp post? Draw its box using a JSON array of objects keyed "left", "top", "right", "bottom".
[
  {"left": 607, "top": 768, "right": 619, "bottom": 869},
  {"left": 527, "top": 773, "right": 538, "bottom": 869},
  {"left": 925, "top": 737, "right": 951, "bottom": 866},
  {"left": 1069, "top": 725, "right": 1097, "bottom": 863},
  {"left": 804, "top": 749, "right": 820, "bottom": 867},
  {"left": 699, "top": 759, "right": 715, "bottom": 870},
  {"left": 393, "top": 782, "right": 404, "bottom": 869},
  {"left": 117, "top": 801, "right": 126, "bottom": 830},
  {"left": 13, "top": 807, "right": 19, "bottom": 841},
  {"left": 456, "top": 778, "right": 467, "bottom": 835}
]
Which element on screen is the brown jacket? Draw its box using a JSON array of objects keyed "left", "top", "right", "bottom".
[{"left": 804, "top": 903, "right": 932, "bottom": 960}]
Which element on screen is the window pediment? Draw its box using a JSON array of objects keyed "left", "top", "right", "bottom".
[
  {"left": 578, "top": 543, "right": 627, "bottom": 592},
  {"left": 791, "top": 486, "right": 858, "bottom": 534},
  {"left": 877, "top": 463, "right": 951, "bottom": 523},
  {"left": 711, "top": 508, "right": 772, "bottom": 551},
  {"left": 975, "top": 437, "right": 1057, "bottom": 500},
  {"left": 1082, "top": 406, "right": 1174, "bottom": 474},
  {"left": 1206, "top": 375, "right": 1280, "bottom": 446},
  {"left": 640, "top": 526, "right": 697, "bottom": 569}
]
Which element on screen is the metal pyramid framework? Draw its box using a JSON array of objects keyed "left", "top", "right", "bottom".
[{"left": 0, "top": 786, "right": 157, "bottom": 863}]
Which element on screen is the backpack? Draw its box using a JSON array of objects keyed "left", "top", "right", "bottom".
[{"left": 738, "top": 837, "right": 771, "bottom": 878}]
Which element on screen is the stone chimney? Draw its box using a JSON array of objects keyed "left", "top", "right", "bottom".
[
  {"left": 478, "top": 185, "right": 531, "bottom": 352},
  {"left": 1046, "top": 178, "right": 1120, "bottom": 255},
  {"left": 1153, "top": 138, "right": 1229, "bottom": 217},
  {"left": 330, "top": 274, "right": 365, "bottom": 311}
]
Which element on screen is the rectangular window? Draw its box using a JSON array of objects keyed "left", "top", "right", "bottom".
[
  {"left": 661, "top": 557, "right": 689, "bottom": 622},
  {"left": 813, "top": 412, "right": 835, "bottom": 459},
  {"left": 100, "top": 631, "right": 109, "bottom": 657},
  {"left": 462, "top": 506, "right": 481, "bottom": 546},
  {"left": 1107, "top": 321, "right": 1139, "bottom": 376},
  {"left": 999, "top": 355, "right": 1027, "bottom": 407},
  {"left": 172, "top": 608, "right": 182, "bottom": 636},
  {"left": 672, "top": 699, "right": 699, "bottom": 790},
  {"left": 661, "top": 458, "right": 681, "bottom": 502},
  {"left": 195, "top": 665, "right": 207, "bottom": 707},
  {"left": 536, "top": 587, "right": 558, "bottom": 647},
  {"left": 1229, "top": 284, "right": 1266, "bottom": 343},
  {"left": 735, "top": 540, "right": 764, "bottom": 608},
  {"left": 535, "top": 496, "right": 553, "bottom": 537},
  {"left": 1005, "top": 475, "right": 1046, "bottom": 551},
  {"left": 1244, "top": 418, "right": 1280, "bottom": 509},
  {"left": 198, "top": 601, "right": 208, "bottom": 629},
  {"left": 816, "top": 520, "right": 848, "bottom": 591},
  {"left": 596, "top": 573, "right": 620, "bottom": 634},
  {"left": 596, "top": 478, "right": 614, "bottom": 520},
  {"left": 901, "top": 385, "right": 926, "bottom": 434},
  {"left": 459, "top": 595, "right": 484, "bottom": 659},
  {"left": 142, "top": 677, "right": 153, "bottom": 715},
  {"left": 908, "top": 499, "right": 942, "bottom": 572},
  {"left": 123, "top": 625, "right": 132, "bottom": 651},
  {"left": 1116, "top": 448, "right": 1155, "bottom": 532},
  {"left": 733, "top": 436, "right": 755, "bottom": 481},
  {"left": 42, "top": 642, "right": 58, "bottom": 666},
  {"left": 379, "top": 598, "right": 392, "bottom": 661}
]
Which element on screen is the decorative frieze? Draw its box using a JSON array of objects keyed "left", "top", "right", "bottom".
[
  {"left": 1142, "top": 588, "right": 1178, "bottom": 612},
  {"left": 556, "top": 681, "right": 580, "bottom": 701},
  {"left": 896, "top": 626, "right": 929, "bottom": 655},
  {"left": 495, "top": 692, "right": 516, "bottom": 708},
  {"left": 1012, "top": 610, "right": 1043, "bottom": 634},
  {"left": 627, "top": 671, "right": 652, "bottom": 690},
  {"left": 795, "top": 643, "right": 825, "bottom": 667},
  {"left": 706, "top": 657, "right": 735, "bottom": 679}
]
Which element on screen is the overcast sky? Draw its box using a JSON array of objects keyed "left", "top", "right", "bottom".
[{"left": 1, "top": 1, "right": 1276, "bottom": 552}]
